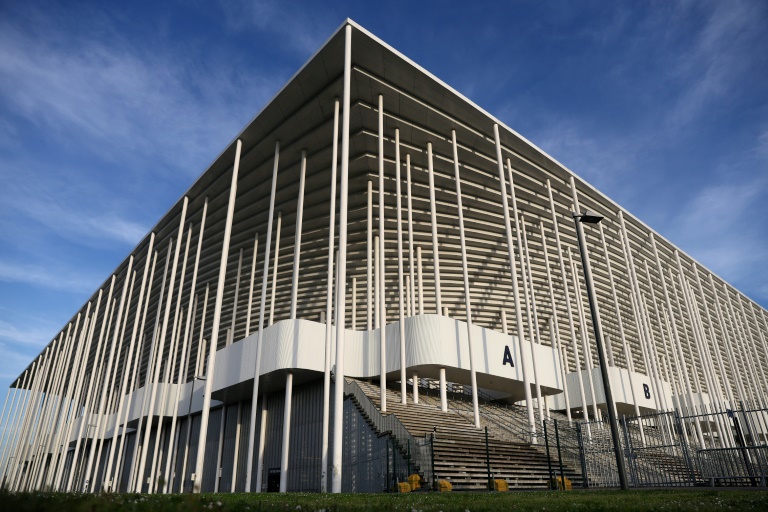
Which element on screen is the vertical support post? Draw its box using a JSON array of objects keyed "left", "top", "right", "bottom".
[
  {"left": 439, "top": 368, "right": 447, "bottom": 413},
  {"left": 269, "top": 212, "right": 283, "bottom": 326},
  {"left": 395, "top": 129, "right": 407, "bottom": 404},
  {"left": 569, "top": 179, "right": 628, "bottom": 490},
  {"left": 230, "top": 248, "right": 244, "bottom": 343},
  {"left": 193, "top": 139, "right": 242, "bottom": 492},
  {"left": 451, "top": 130, "right": 480, "bottom": 428},
  {"left": 245, "top": 140, "right": 280, "bottom": 493},
  {"left": 290, "top": 150, "right": 307, "bottom": 320},
  {"left": 162, "top": 199, "right": 208, "bottom": 492},
  {"left": 331, "top": 23, "right": 351, "bottom": 493},
  {"left": 406, "top": 154, "right": 416, "bottom": 318},
  {"left": 520, "top": 215, "right": 544, "bottom": 423},
  {"left": 367, "top": 179, "right": 373, "bottom": 331},
  {"left": 245, "top": 234, "right": 260, "bottom": 336},
  {"left": 321, "top": 99, "right": 340, "bottom": 493},
  {"left": 545, "top": 180, "right": 589, "bottom": 428},
  {"left": 503, "top": 153, "right": 536, "bottom": 439},
  {"left": 540, "top": 226, "right": 571, "bottom": 422},
  {"left": 417, "top": 246, "right": 424, "bottom": 315},
  {"left": 427, "top": 142, "right": 442, "bottom": 315},
  {"left": 102, "top": 233, "right": 157, "bottom": 491},
  {"left": 377, "top": 94, "right": 388, "bottom": 414},
  {"left": 279, "top": 372, "right": 293, "bottom": 492}
]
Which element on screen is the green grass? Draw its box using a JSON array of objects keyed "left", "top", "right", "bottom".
[{"left": 1, "top": 489, "right": 767, "bottom": 512}]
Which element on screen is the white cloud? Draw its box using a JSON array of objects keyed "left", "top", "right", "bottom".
[
  {"left": 0, "top": 261, "right": 101, "bottom": 294},
  {"left": 0, "top": 8, "right": 279, "bottom": 178},
  {"left": 663, "top": 0, "right": 766, "bottom": 132},
  {"left": 218, "top": 0, "right": 334, "bottom": 56}
]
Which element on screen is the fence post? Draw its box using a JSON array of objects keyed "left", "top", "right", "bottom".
[
  {"left": 554, "top": 419, "right": 565, "bottom": 489},
  {"left": 576, "top": 422, "right": 588, "bottom": 489},
  {"left": 485, "top": 426, "right": 492, "bottom": 491},
  {"left": 674, "top": 410, "right": 697, "bottom": 486},
  {"left": 407, "top": 439, "right": 411, "bottom": 477},
  {"left": 386, "top": 437, "right": 391, "bottom": 492},
  {"left": 430, "top": 433, "right": 436, "bottom": 491},
  {"left": 544, "top": 421, "right": 554, "bottom": 489},
  {"left": 621, "top": 416, "right": 636, "bottom": 487}
]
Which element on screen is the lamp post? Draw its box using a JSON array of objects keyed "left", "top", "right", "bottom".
[{"left": 572, "top": 209, "right": 629, "bottom": 490}]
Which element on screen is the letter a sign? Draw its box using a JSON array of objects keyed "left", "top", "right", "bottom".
[{"left": 503, "top": 345, "right": 515, "bottom": 367}]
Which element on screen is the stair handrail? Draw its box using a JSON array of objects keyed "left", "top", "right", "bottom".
[{"left": 343, "top": 379, "right": 431, "bottom": 482}]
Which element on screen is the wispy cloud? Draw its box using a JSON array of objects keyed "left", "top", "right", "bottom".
[
  {"left": 0, "top": 319, "right": 55, "bottom": 348},
  {"left": 0, "top": 261, "right": 100, "bottom": 294},
  {"left": 0, "top": 6, "right": 280, "bottom": 178},
  {"left": 661, "top": 0, "right": 766, "bottom": 132},
  {"left": 218, "top": 0, "right": 334, "bottom": 57}
]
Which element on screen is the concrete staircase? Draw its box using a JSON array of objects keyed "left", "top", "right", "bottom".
[{"left": 352, "top": 379, "right": 584, "bottom": 490}]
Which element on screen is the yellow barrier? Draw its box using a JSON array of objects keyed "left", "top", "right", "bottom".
[
  {"left": 437, "top": 479, "right": 453, "bottom": 492},
  {"left": 407, "top": 474, "right": 421, "bottom": 491},
  {"left": 397, "top": 482, "right": 411, "bottom": 493},
  {"left": 550, "top": 476, "right": 572, "bottom": 490},
  {"left": 493, "top": 479, "right": 509, "bottom": 492}
]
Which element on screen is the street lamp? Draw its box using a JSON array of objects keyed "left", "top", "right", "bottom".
[{"left": 572, "top": 208, "right": 629, "bottom": 490}]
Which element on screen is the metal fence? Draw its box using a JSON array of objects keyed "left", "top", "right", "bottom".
[
  {"left": 344, "top": 379, "right": 434, "bottom": 488},
  {"left": 544, "top": 402, "right": 768, "bottom": 488}
]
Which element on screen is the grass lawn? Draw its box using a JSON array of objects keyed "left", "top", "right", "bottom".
[{"left": 1, "top": 489, "right": 766, "bottom": 511}]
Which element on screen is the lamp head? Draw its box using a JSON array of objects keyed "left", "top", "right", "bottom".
[{"left": 573, "top": 210, "right": 604, "bottom": 224}]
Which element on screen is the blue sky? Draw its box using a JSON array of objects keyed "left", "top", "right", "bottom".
[{"left": 0, "top": 0, "right": 767, "bottom": 395}]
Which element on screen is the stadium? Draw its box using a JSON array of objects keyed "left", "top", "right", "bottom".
[{"left": 1, "top": 19, "right": 767, "bottom": 493}]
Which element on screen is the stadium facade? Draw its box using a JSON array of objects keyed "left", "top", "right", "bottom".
[{"left": 1, "top": 19, "right": 767, "bottom": 493}]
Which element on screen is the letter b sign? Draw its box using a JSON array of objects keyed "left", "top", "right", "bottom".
[{"left": 643, "top": 383, "right": 651, "bottom": 400}]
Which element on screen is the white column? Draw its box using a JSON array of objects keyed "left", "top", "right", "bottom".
[
  {"left": 395, "top": 129, "right": 407, "bottom": 404},
  {"left": 269, "top": 211, "right": 283, "bottom": 326},
  {"left": 83, "top": 261, "right": 136, "bottom": 492},
  {"left": 193, "top": 139, "right": 243, "bottom": 492},
  {"left": 406, "top": 154, "right": 416, "bottom": 317},
  {"left": 180, "top": 287, "right": 209, "bottom": 492},
  {"left": 375, "top": 236, "right": 385, "bottom": 412},
  {"left": 367, "top": 179, "right": 373, "bottom": 331},
  {"left": 598, "top": 223, "right": 643, "bottom": 418},
  {"left": 245, "top": 234, "right": 260, "bottom": 336},
  {"left": 230, "top": 248, "right": 244, "bottom": 344},
  {"left": 136, "top": 198, "right": 190, "bottom": 492},
  {"left": 519, "top": 215, "right": 544, "bottom": 423},
  {"left": 709, "top": 277, "right": 748, "bottom": 402},
  {"left": 162, "top": 200, "right": 209, "bottom": 492},
  {"left": 320, "top": 99, "right": 340, "bottom": 493},
  {"left": 331, "top": 23, "right": 351, "bottom": 494},
  {"left": 545, "top": 180, "right": 588, "bottom": 426},
  {"left": 492, "top": 128, "right": 534, "bottom": 436},
  {"left": 352, "top": 277, "right": 357, "bottom": 330},
  {"left": 427, "top": 142, "right": 442, "bottom": 315},
  {"left": 52, "top": 293, "right": 100, "bottom": 490},
  {"left": 230, "top": 402, "right": 242, "bottom": 492},
  {"left": 290, "top": 150, "right": 307, "bottom": 320},
  {"left": 417, "top": 246, "right": 424, "bottom": 315},
  {"left": 377, "top": 94, "right": 388, "bottom": 414},
  {"left": 540, "top": 224, "right": 572, "bottom": 423},
  {"left": 451, "top": 130, "right": 480, "bottom": 428},
  {"left": 102, "top": 233, "right": 157, "bottom": 491},
  {"left": 67, "top": 276, "right": 117, "bottom": 491},
  {"left": 245, "top": 140, "right": 280, "bottom": 493},
  {"left": 279, "top": 372, "right": 293, "bottom": 492},
  {"left": 149, "top": 220, "right": 193, "bottom": 492},
  {"left": 255, "top": 396, "right": 268, "bottom": 491},
  {"left": 279, "top": 149, "right": 306, "bottom": 493},
  {"left": 127, "top": 244, "right": 170, "bottom": 491},
  {"left": 569, "top": 251, "right": 601, "bottom": 422},
  {"left": 439, "top": 368, "right": 447, "bottom": 412}
]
